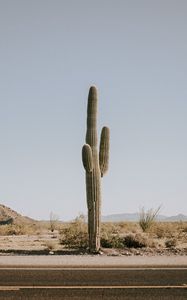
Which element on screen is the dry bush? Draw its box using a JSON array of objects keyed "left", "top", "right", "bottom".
[
  {"left": 150, "top": 222, "right": 185, "bottom": 239},
  {"left": 116, "top": 222, "right": 139, "bottom": 234},
  {"left": 101, "top": 222, "right": 139, "bottom": 236},
  {"left": 101, "top": 223, "right": 120, "bottom": 235},
  {"left": 0, "top": 223, "right": 39, "bottom": 236},
  {"left": 150, "top": 223, "right": 174, "bottom": 239},
  {"left": 59, "top": 215, "right": 88, "bottom": 249}
]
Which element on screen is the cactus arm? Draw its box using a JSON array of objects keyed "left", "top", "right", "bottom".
[
  {"left": 86, "top": 86, "right": 98, "bottom": 148},
  {"left": 99, "top": 126, "right": 110, "bottom": 177},
  {"left": 82, "top": 144, "right": 93, "bottom": 173}
]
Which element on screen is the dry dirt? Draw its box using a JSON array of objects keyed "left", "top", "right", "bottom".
[{"left": 0, "top": 231, "right": 186, "bottom": 257}]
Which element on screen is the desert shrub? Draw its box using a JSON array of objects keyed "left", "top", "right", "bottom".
[
  {"left": 101, "top": 234, "right": 124, "bottom": 248},
  {"left": 114, "top": 222, "right": 139, "bottom": 234},
  {"left": 165, "top": 238, "right": 177, "bottom": 248},
  {"left": 150, "top": 222, "right": 187, "bottom": 240},
  {"left": 117, "top": 222, "right": 127, "bottom": 230},
  {"left": 101, "top": 223, "right": 120, "bottom": 235},
  {"left": 100, "top": 222, "right": 144, "bottom": 248},
  {"left": 139, "top": 206, "right": 161, "bottom": 232},
  {"left": 49, "top": 212, "right": 59, "bottom": 233},
  {"left": 152, "top": 225, "right": 166, "bottom": 238},
  {"left": 123, "top": 234, "right": 148, "bottom": 248},
  {"left": 100, "top": 222, "right": 124, "bottom": 248},
  {"left": 59, "top": 214, "right": 88, "bottom": 249},
  {"left": 0, "top": 224, "right": 38, "bottom": 236},
  {"left": 150, "top": 223, "right": 176, "bottom": 239}
]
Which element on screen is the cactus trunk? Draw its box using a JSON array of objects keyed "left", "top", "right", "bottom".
[
  {"left": 86, "top": 158, "right": 101, "bottom": 251},
  {"left": 82, "top": 86, "right": 109, "bottom": 253}
]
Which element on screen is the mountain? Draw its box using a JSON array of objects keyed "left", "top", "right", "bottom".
[
  {"left": 163, "top": 214, "right": 187, "bottom": 221},
  {"left": 101, "top": 213, "right": 187, "bottom": 222},
  {"left": 0, "top": 204, "right": 35, "bottom": 225},
  {"left": 102, "top": 213, "right": 139, "bottom": 222}
]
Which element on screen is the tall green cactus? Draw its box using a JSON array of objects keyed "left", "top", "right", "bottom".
[{"left": 82, "top": 86, "right": 110, "bottom": 253}]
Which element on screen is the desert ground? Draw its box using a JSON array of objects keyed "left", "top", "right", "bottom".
[{"left": 0, "top": 204, "right": 186, "bottom": 256}]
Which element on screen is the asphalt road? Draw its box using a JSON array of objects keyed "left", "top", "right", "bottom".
[{"left": 0, "top": 267, "right": 186, "bottom": 299}]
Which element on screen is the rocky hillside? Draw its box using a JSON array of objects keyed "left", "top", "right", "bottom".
[{"left": 0, "top": 204, "right": 34, "bottom": 225}]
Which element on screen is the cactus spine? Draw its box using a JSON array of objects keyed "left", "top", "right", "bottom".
[{"left": 82, "top": 86, "right": 110, "bottom": 252}]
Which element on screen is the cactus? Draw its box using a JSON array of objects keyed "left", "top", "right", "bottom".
[{"left": 82, "top": 86, "right": 110, "bottom": 252}]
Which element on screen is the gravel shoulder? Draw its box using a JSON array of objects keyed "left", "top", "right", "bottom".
[{"left": 0, "top": 255, "right": 186, "bottom": 268}]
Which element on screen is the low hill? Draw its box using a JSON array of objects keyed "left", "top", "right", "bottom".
[{"left": 0, "top": 204, "right": 35, "bottom": 225}]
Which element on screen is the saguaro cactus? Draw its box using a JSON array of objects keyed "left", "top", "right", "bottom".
[{"left": 82, "top": 86, "right": 110, "bottom": 252}]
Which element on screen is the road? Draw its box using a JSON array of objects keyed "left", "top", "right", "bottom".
[{"left": 0, "top": 267, "right": 186, "bottom": 299}]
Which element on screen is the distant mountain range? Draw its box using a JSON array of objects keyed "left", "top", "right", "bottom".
[{"left": 101, "top": 213, "right": 187, "bottom": 222}]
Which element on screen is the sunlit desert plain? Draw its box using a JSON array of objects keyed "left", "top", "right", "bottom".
[{"left": 0, "top": 204, "right": 186, "bottom": 256}]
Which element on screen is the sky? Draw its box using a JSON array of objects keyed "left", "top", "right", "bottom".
[{"left": 0, "top": 0, "right": 187, "bottom": 220}]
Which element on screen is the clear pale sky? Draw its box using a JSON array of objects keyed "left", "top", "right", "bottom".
[{"left": 0, "top": 0, "right": 187, "bottom": 220}]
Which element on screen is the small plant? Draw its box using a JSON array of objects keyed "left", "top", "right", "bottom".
[
  {"left": 49, "top": 212, "right": 59, "bottom": 233},
  {"left": 139, "top": 206, "right": 161, "bottom": 232}
]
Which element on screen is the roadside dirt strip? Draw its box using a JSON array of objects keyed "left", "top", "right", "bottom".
[{"left": 0, "top": 254, "right": 187, "bottom": 266}]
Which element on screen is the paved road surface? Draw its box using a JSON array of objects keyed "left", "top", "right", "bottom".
[{"left": 0, "top": 267, "right": 186, "bottom": 299}]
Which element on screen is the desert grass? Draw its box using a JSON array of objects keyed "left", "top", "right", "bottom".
[
  {"left": 139, "top": 206, "right": 161, "bottom": 232},
  {"left": 0, "top": 223, "right": 41, "bottom": 236}
]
